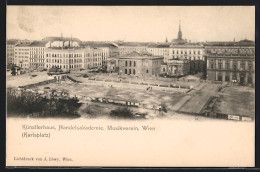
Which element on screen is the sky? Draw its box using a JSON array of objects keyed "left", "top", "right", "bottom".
[{"left": 6, "top": 6, "right": 255, "bottom": 42}]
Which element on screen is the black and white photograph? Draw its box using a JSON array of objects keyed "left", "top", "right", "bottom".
[{"left": 6, "top": 5, "right": 255, "bottom": 167}]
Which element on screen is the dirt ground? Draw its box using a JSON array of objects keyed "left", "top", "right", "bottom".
[{"left": 214, "top": 86, "right": 255, "bottom": 117}]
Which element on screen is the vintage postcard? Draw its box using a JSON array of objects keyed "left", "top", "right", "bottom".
[{"left": 6, "top": 6, "right": 255, "bottom": 167}]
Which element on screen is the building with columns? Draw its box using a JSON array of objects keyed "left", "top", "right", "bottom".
[
  {"left": 169, "top": 44, "right": 206, "bottom": 74},
  {"left": 205, "top": 39, "right": 255, "bottom": 86},
  {"left": 118, "top": 51, "right": 163, "bottom": 76},
  {"left": 161, "top": 59, "right": 190, "bottom": 77}
]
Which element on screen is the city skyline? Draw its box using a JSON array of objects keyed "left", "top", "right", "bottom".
[{"left": 7, "top": 6, "right": 255, "bottom": 42}]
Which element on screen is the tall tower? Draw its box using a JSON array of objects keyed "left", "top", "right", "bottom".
[{"left": 177, "top": 20, "right": 182, "bottom": 40}]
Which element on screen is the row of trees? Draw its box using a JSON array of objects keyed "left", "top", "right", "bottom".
[{"left": 7, "top": 88, "right": 81, "bottom": 118}]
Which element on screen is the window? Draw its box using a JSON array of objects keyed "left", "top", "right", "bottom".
[
  {"left": 248, "top": 73, "right": 252, "bottom": 83},
  {"left": 218, "top": 73, "right": 222, "bottom": 81},
  {"left": 233, "top": 72, "right": 237, "bottom": 80},
  {"left": 218, "top": 60, "right": 222, "bottom": 69},
  {"left": 146, "top": 69, "right": 149, "bottom": 73},
  {"left": 129, "top": 69, "right": 131, "bottom": 74},
  {"left": 225, "top": 60, "right": 229, "bottom": 69},
  {"left": 240, "top": 61, "right": 245, "bottom": 70},
  {"left": 248, "top": 61, "right": 252, "bottom": 70},
  {"left": 133, "top": 69, "right": 136, "bottom": 75},
  {"left": 125, "top": 69, "right": 127, "bottom": 74},
  {"left": 134, "top": 61, "right": 136, "bottom": 67},
  {"left": 225, "top": 73, "right": 230, "bottom": 82},
  {"left": 130, "top": 61, "right": 132, "bottom": 66},
  {"left": 233, "top": 61, "right": 237, "bottom": 70},
  {"left": 125, "top": 61, "right": 127, "bottom": 66}
]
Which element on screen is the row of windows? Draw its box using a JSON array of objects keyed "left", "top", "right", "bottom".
[
  {"left": 46, "top": 59, "right": 82, "bottom": 63},
  {"left": 30, "top": 51, "right": 44, "bottom": 54},
  {"left": 125, "top": 69, "right": 136, "bottom": 75},
  {"left": 15, "top": 52, "right": 29, "bottom": 55},
  {"left": 30, "top": 60, "right": 44, "bottom": 63},
  {"left": 46, "top": 53, "right": 83, "bottom": 58},
  {"left": 148, "top": 49, "right": 168, "bottom": 52},
  {"left": 172, "top": 50, "right": 201, "bottom": 54},
  {"left": 46, "top": 64, "right": 83, "bottom": 69},
  {"left": 30, "top": 47, "right": 45, "bottom": 50},
  {"left": 125, "top": 61, "right": 136, "bottom": 67},
  {"left": 15, "top": 56, "right": 29, "bottom": 58},
  {"left": 120, "top": 47, "right": 146, "bottom": 51},
  {"left": 30, "top": 55, "right": 44, "bottom": 58},
  {"left": 216, "top": 72, "right": 253, "bottom": 82},
  {"left": 15, "top": 48, "right": 29, "bottom": 51},
  {"left": 209, "top": 61, "right": 253, "bottom": 70}
]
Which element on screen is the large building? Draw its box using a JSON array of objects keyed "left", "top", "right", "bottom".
[
  {"left": 118, "top": 42, "right": 148, "bottom": 55},
  {"left": 7, "top": 40, "right": 19, "bottom": 65},
  {"left": 14, "top": 43, "right": 31, "bottom": 69},
  {"left": 205, "top": 39, "right": 255, "bottom": 86},
  {"left": 82, "top": 42, "right": 120, "bottom": 67},
  {"left": 29, "top": 41, "right": 47, "bottom": 70},
  {"left": 118, "top": 51, "right": 164, "bottom": 76},
  {"left": 147, "top": 44, "right": 170, "bottom": 62},
  {"left": 161, "top": 59, "right": 190, "bottom": 76},
  {"left": 44, "top": 47, "right": 85, "bottom": 71},
  {"left": 169, "top": 44, "right": 206, "bottom": 74}
]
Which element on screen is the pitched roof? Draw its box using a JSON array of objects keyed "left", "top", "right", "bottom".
[
  {"left": 30, "top": 41, "right": 48, "bottom": 47},
  {"left": 7, "top": 40, "right": 19, "bottom": 45},
  {"left": 203, "top": 39, "right": 255, "bottom": 46},
  {"left": 120, "top": 51, "right": 163, "bottom": 60},
  {"left": 118, "top": 42, "right": 149, "bottom": 46},
  {"left": 82, "top": 43, "right": 117, "bottom": 48},
  {"left": 15, "top": 43, "right": 31, "bottom": 47},
  {"left": 148, "top": 44, "right": 170, "bottom": 48},
  {"left": 42, "top": 37, "right": 81, "bottom": 42}
]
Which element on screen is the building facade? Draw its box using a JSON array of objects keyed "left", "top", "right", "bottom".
[
  {"left": 82, "top": 43, "right": 120, "bottom": 68},
  {"left": 44, "top": 48, "right": 84, "bottom": 71},
  {"left": 118, "top": 43, "right": 148, "bottom": 55},
  {"left": 29, "top": 41, "right": 47, "bottom": 70},
  {"left": 147, "top": 44, "right": 170, "bottom": 62},
  {"left": 205, "top": 40, "right": 255, "bottom": 86},
  {"left": 7, "top": 40, "right": 19, "bottom": 65},
  {"left": 14, "top": 43, "right": 30, "bottom": 69},
  {"left": 118, "top": 52, "right": 163, "bottom": 76},
  {"left": 160, "top": 59, "right": 190, "bottom": 76},
  {"left": 169, "top": 44, "right": 206, "bottom": 73}
]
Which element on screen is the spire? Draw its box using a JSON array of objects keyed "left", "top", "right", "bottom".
[
  {"left": 177, "top": 20, "right": 182, "bottom": 40},
  {"left": 165, "top": 37, "right": 168, "bottom": 43},
  {"left": 179, "top": 20, "right": 181, "bottom": 32}
]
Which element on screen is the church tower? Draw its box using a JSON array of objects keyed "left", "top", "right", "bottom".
[{"left": 177, "top": 20, "right": 182, "bottom": 40}]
